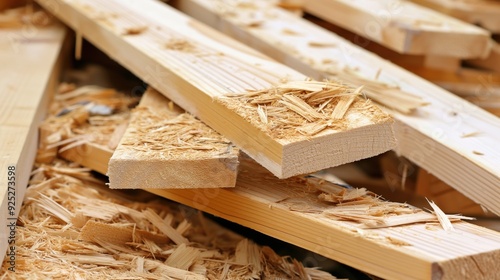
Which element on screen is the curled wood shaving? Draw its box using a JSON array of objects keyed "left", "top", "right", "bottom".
[{"left": 426, "top": 199, "right": 454, "bottom": 232}]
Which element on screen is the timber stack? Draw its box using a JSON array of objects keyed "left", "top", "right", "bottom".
[{"left": 1, "top": 0, "right": 499, "bottom": 279}]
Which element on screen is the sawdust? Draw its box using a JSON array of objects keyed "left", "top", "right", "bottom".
[
  {"left": 119, "top": 106, "right": 235, "bottom": 159},
  {"left": 36, "top": 83, "right": 138, "bottom": 163},
  {"left": 216, "top": 80, "right": 390, "bottom": 139},
  {"left": 0, "top": 159, "right": 338, "bottom": 279}
]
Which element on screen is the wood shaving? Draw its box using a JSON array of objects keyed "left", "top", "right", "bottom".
[
  {"left": 426, "top": 199, "right": 454, "bottom": 232},
  {"left": 36, "top": 83, "right": 138, "bottom": 163},
  {"left": 308, "top": 41, "right": 337, "bottom": 48},
  {"left": 0, "top": 158, "right": 338, "bottom": 279},
  {"left": 216, "top": 80, "right": 389, "bottom": 139},
  {"left": 119, "top": 107, "right": 235, "bottom": 159}
]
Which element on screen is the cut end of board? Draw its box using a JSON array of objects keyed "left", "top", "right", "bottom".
[
  {"left": 216, "top": 80, "right": 396, "bottom": 178},
  {"left": 108, "top": 88, "right": 240, "bottom": 189}
]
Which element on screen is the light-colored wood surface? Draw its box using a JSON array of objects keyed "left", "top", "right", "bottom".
[
  {"left": 416, "top": 169, "right": 492, "bottom": 216},
  {"left": 303, "top": 0, "right": 491, "bottom": 58},
  {"left": 468, "top": 40, "right": 500, "bottom": 73},
  {"left": 58, "top": 142, "right": 500, "bottom": 280},
  {"left": 37, "top": 0, "right": 395, "bottom": 179},
  {"left": 0, "top": 20, "right": 67, "bottom": 263},
  {"left": 410, "top": 0, "right": 500, "bottom": 33},
  {"left": 108, "top": 88, "right": 239, "bottom": 189},
  {"left": 175, "top": 0, "right": 500, "bottom": 216}
]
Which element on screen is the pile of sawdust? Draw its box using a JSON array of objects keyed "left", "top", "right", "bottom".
[
  {"left": 216, "top": 80, "right": 390, "bottom": 139},
  {"left": 0, "top": 160, "right": 337, "bottom": 279}
]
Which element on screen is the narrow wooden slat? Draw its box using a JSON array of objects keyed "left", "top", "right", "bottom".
[
  {"left": 0, "top": 19, "right": 67, "bottom": 263},
  {"left": 108, "top": 88, "right": 239, "bottom": 189},
  {"left": 410, "top": 0, "right": 500, "bottom": 33},
  {"left": 175, "top": 0, "right": 500, "bottom": 216},
  {"left": 303, "top": 0, "right": 491, "bottom": 58},
  {"left": 36, "top": 0, "right": 395, "bottom": 179}
]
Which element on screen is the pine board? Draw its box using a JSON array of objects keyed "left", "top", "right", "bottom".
[
  {"left": 108, "top": 88, "right": 239, "bottom": 189},
  {"left": 303, "top": 0, "right": 491, "bottom": 58},
  {"left": 36, "top": 0, "right": 395, "bottom": 179},
  {"left": 410, "top": 0, "right": 500, "bottom": 33},
  {"left": 0, "top": 21, "right": 67, "bottom": 263},
  {"left": 175, "top": 0, "right": 500, "bottom": 216}
]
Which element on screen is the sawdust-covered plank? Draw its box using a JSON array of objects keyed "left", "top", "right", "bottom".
[
  {"left": 410, "top": 0, "right": 500, "bottom": 33},
  {"left": 60, "top": 140, "right": 500, "bottom": 280},
  {"left": 37, "top": 0, "right": 395, "bottom": 178},
  {"left": 0, "top": 7, "right": 67, "bottom": 264},
  {"left": 302, "top": 0, "right": 491, "bottom": 58},
  {"left": 175, "top": 0, "right": 500, "bottom": 216},
  {"left": 108, "top": 88, "right": 239, "bottom": 189},
  {"left": 149, "top": 156, "right": 500, "bottom": 280}
]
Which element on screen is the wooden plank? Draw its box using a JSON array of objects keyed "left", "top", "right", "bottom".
[
  {"left": 67, "top": 142, "right": 500, "bottom": 280},
  {"left": 468, "top": 40, "right": 500, "bottom": 73},
  {"left": 416, "top": 169, "right": 492, "bottom": 216},
  {"left": 108, "top": 88, "right": 239, "bottom": 189},
  {"left": 37, "top": 0, "right": 395, "bottom": 179},
  {"left": 302, "top": 0, "right": 491, "bottom": 58},
  {"left": 407, "top": 67, "right": 500, "bottom": 116},
  {"left": 0, "top": 15, "right": 67, "bottom": 264},
  {"left": 174, "top": 0, "right": 500, "bottom": 216},
  {"left": 410, "top": 0, "right": 500, "bottom": 33}
]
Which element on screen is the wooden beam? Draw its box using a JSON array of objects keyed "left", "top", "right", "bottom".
[
  {"left": 302, "top": 0, "right": 491, "bottom": 58},
  {"left": 468, "top": 40, "right": 500, "bottom": 73},
  {"left": 37, "top": 0, "right": 395, "bottom": 179},
  {"left": 63, "top": 142, "right": 500, "bottom": 280},
  {"left": 174, "top": 0, "right": 500, "bottom": 216},
  {"left": 410, "top": 0, "right": 500, "bottom": 33},
  {"left": 108, "top": 88, "right": 239, "bottom": 189},
  {"left": 0, "top": 15, "right": 67, "bottom": 264}
]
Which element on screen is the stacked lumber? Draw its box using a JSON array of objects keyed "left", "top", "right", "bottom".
[
  {"left": 3, "top": 1, "right": 500, "bottom": 279},
  {"left": 302, "top": 0, "right": 491, "bottom": 59},
  {"left": 41, "top": 82, "right": 500, "bottom": 279},
  {"left": 410, "top": 0, "right": 500, "bottom": 33},
  {"left": 0, "top": 6, "right": 67, "bottom": 263},
  {"left": 36, "top": 0, "right": 396, "bottom": 179},
  {"left": 174, "top": 0, "right": 500, "bottom": 216}
]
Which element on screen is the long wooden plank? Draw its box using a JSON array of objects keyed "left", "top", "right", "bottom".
[
  {"left": 0, "top": 17, "right": 67, "bottom": 263},
  {"left": 410, "top": 0, "right": 500, "bottom": 33},
  {"left": 302, "top": 0, "right": 491, "bottom": 58},
  {"left": 175, "top": 0, "right": 500, "bottom": 216},
  {"left": 108, "top": 88, "right": 239, "bottom": 189},
  {"left": 36, "top": 0, "right": 395, "bottom": 179},
  {"left": 61, "top": 142, "right": 500, "bottom": 280}
]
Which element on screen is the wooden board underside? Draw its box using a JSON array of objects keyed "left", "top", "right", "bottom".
[
  {"left": 0, "top": 22, "right": 67, "bottom": 263},
  {"left": 60, "top": 143, "right": 500, "bottom": 280},
  {"left": 410, "top": 0, "right": 500, "bottom": 33},
  {"left": 468, "top": 41, "right": 500, "bottom": 73},
  {"left": 108, "top": 88, "right": 239, "bottom": 189},
  {"left": 175, "top": 0, "right": 500, "bottom": 216},
  {"left": 36, "top": 0, "right": 395, "bottom": 179},
  {"left": 302, "top": 0, "right": 491, "bottom": 58}
]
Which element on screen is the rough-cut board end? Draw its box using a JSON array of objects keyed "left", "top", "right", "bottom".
[
  {"left": 279, "top": 119, "right": 395, "bottom": 178},
  {"left": 108, "top": 88, "right": 239, "bottom": 189},
  {"left": 108, "top": 156, "right": 239, "bottom": 189}
]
